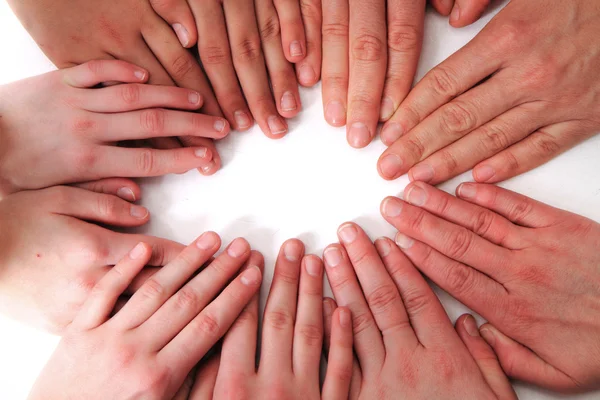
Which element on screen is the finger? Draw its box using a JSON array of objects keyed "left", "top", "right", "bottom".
[
  {"left": 455, "top": 183, "right": 564, "bottom": 228},
  {"left": 273, "top": 0, "right": 307, "bottom": 62},
  {"left": 105, "top": 232, "right": 186, "bottom": 267},
  {"left": 322, "top": 307, "right": 353, "bottom": 400},
  {"left": 150, "top": 137, "right": 183, "bottom": 150},
  {"left": 455, "top": 315, "right": 517, "bottom": 400},
  {"left": 74, "top": 178, "right": 141, "bottom": 203},
  {"left": 379, "top": 0, "right": 425, "bottom": 122},
  {"left": 321, "top": 0, "right": 349, "bottom": 127},
  {"left": 149, "top": 0, "right": 199, "bottom": 48},
  {"left": 172, "top": 366, "right": 199, "bottom": 400},
  {"left": 480, "top": 323, "right": 577, "bottom": 392},
  {"left": 429, "top": 0, "right": 454, "bottom": 16},
  {"left": 189, "top": 354, "right": 220, "bottom": 399},
  {"left": 113, "top": 38, "right": 175, "bottom": 86},
  {"left": 450, "top": 0, "right": 490, "bottom": 28},
  {"left": 295, "top": 0, "right": 322, "bottom": 87},
  {"left": 179, "top": 137, "right": 222, "bottom": 176},
  {"left": 323, "top": 244, "right": 385, "bottom": 373},
  {"left": 337, "top": 223, "right": 417, "bottom": 348},
  {"left": 73, "top": 242, "right": 151, "bottom": 330},
  {"left": 346, "top": 0, "right": 387, "bottom": 148},
  {"left": 293, "top": 255, "right": 324, "bottom": 379},
  {"left": 113, "top": 232, "right": 222, "bottom": 329},
  {"left": 62, "top": 60, "right": 148, "bottom": 88},
  {"left": 260, "top": 239, "right": 304, "bottom": 374}
]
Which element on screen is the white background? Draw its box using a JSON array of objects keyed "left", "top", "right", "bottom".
[{"left": 1, "top": 0, "right": 599, "bottom": 399}]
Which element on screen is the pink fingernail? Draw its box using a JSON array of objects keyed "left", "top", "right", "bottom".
[
  {"left": 405, "top": 185, "right": 427, "bottom": 206},
  {"left": 130, "top": 205, "right": 149, "bottom": 219},
  {"left": 395, "top": 233, "right": 414, "bottom": 249},
  {"left": 382, "top": 197, "right": 403, "bottom": 218},
  {"left": 339, "top": 308, "right": 351, "bottom": 328},
  {"left": 196, "top": 232, "right": 218, "bottom": 250},
  {"left": 284, "top": 240, "right": 302, "bottom": 262},
  {"left": 463, "top": 315, "right": 480, "bottom": 337},
  {"left": 381, "top": 123, "right": 404, "bottom": 145},
  {"left": 173, "top": 23, "right": 190, "bottom": 47},
  {"left": 410, "top": 164, "right": 434, "bottom": 183},
  {"left": 379, "top": 96, "right": 395, "bottom": 121},
  {"left": 324, "top": 247, "right": 342, "bottom": 267},
  {"left": 297, "top": 64, "right": 315, "bottom": 85},
  {"left": 325, "top": 101, "right": 346, "bottom": 126},
  {"left": 241, "top": 265, "right": 262, "bottom": 286},
  {"left": 338, "top": 223, "right": 358, "bottom": 244},
  {"left": 348, "top": 122, "right": 371, "bottom": 148},
  {"left": 195, "top": 147, "right": 209, "bottom": 158},
  {"left": 379, "top": 154, "right": 403, "bottom": 179},
  {"left": 227, "top": 238, "right": 248, "bottom": 258},
  {"left": 134, "top": 70, "right": 146, "bottom": 81},
  {"left": 458, "top": 183, "right": 477, "bottom": 200},
  {"left": 234, "top": 110, "right": 252, "bottom": 130},
  {"left": 450, "top": 4, "right": 461, "bottom": 22},
  {"left": 281, "top": 91, "right": 297, "bottom": 112},
  {"left": 375, "top": 238, "right": 391, "bottom": 257},
  {"left": 305, "top": 257, "right": 322, "bottom": 277},
  {"left": 188, "top": 91, "right": 201, "bottom": 105},
  {"left": 129, "top": 242, "right": 146, "bottom": 259},
  {"left": 214, "top": 119, "right": 226, "bottom": 133},
  {"left": 290, "top": 40, "right": 304, "bottom": 57},
  {"left": 474, "top": 165, "right": 496, "bottom": 182},
  {"left": 117, "top": 187, "right": 136, "bottom": 202},
  {"left": 267, "top": 115, "right": 288, "bottom": 136}
]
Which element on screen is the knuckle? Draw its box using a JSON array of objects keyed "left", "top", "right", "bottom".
[
  {"left": 330, "top": 363, "right": 354, "bottom": 383},
  {"left": 234, "top": 38, "right": 263, "bottom": 64},
  {"left": 72, "top": 147, "right": 98, "bottom": 173},
  {"left": 438, "top": 150, "right": 460, "bottom": 175},
  {"left": 472, "top": 211, "right": 496, "bottom": 238},
  {"left": 440, "top": 102, "right": 477, "bottom": 134},
  {"left": 531, "top": 131, "right": 560, "bottom": 156},
  {"left": 73, "top": 235, "right": 108, "bottom": 264},
  {"left": 402, "top": 289, "right": 432, "bottom": 316},
  {"left": 113, "top": 345, "right": 137, "bottom": 369},
  {"left": 495, "top": 22, "right": 524, "bottom": 51},
  {"left": 322, "top": 74, "right": 349, "bottom": 91},
  {"left": 503, "top": 150, "right": 521, "bottom": 174},
  {"left": 405, "top": 137, "right": 426, "bottom": 160},
  {"left": 352, "top": 32, "right": 384, "bottom": 62},
  {"left": 366, "top": 284, "right": 399, "bottom": 315},
  {"left": 507, "top": 199, "right": 534, "bottom": 224},
  {"left": 201, "top": 45, "right": 230, "bottom": 66},
  {"left": 232, "top": 308, "right": 257, "bottom": 327},
  {"left": 407, "top": 208, "right": 427, "bottom": 233},
  {"left": 264, "top": 310, "right": 293, "bottom": 331},
  {"left": 444, "top": 229, "right": 473, "bottom": 260},
  {"left": 297, "top": 323, "right": 322, "bottom": 347},
  {"left": 140, "top": 278, "right": 165, "bottom": 301},
  {"left": 480, "top": 125, "right": 511, "bottom": 152},
  {"left": 427, "top": 67, "right": 459, "bottom": 97},
  {"left": 135, "top": 149, "right": 157, "bottom": 175},
  {"left": 259, "top": 16, "right": 281, "bottom": 41},
  {"left": 322, "top": 22, "right": 349, "bottom": 41},
  {"left": 387, "top": 23, "right": 421, "bottom": 53},
  {"left": 174, "top": 286, "right": 201, "bottom": 310},
  {"left": 136, "top": 367, "right": 169, "bottom": 394},
  {"left": 140, "top": 108, "right": 166, "bottom": 133},
  {"left": 69, "top": 117, "right": 97, "bottom": 134},
  {"left": 445, "top": 265, "right": 476, "bottom": 296},
  {"left": 170, "top": 54, "right": 195, "bottom": 80},
  {"left": 148, "top": 0, "right": 175, "bottom": 12},
  {"left": 192, "top": 312, "right": 221, "bottom": 337},
  {"left": 85, "top": 59, "right": 104, "bottom": 76},
  {"left": 300, "top": 0, "right": 321, "bottom": 22},
  {"left": 352, "top": 310, "right": 375, "bottom": 336},
  {"left": 120, "top": 84, "right": 140, "bottom": 105}
]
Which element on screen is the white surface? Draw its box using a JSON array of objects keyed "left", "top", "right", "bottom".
[{"left": 1, "top": 1, "right": 600, "bottom": 399}]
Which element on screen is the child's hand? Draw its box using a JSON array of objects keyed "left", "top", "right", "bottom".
[
  {"left": 188, "top": 239, "right": 353, "bottom": 399},
  {"left": 0, "top": 60, "right": 231, "bottom": 197},
  {"left": 28, "top": 234, "right": 263, "bottom": 400}
]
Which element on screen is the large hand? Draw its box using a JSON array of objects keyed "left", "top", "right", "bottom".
[
  {"left": 378, "top": 0, "right": 600, "bottom": 184},
  {"left": 381, "top": 182, "right": 600, "bottom": 392},
  {"left": 321, "top": 223, "right": 516, "bottom": 399},
  {"left": 0, "top": 182, "right": 185, "bottom": 334},
  {"left": 28, "top": 235, "right": 263, "bottom": 399}
]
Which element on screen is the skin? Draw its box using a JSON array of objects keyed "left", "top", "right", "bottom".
[
  {"left": 0, "top": 60, "right": 230, "bottom": 197},
  {"left": 378, "top": 0, "right": 600, "bottom": 184},
  {"left": 321, "top": 222, "right": 516, "bottom": 399},
  {"left": 381, "top": 182, "right": 600, "bottom": 392},
  {"left": 188, "top": 240, "right": 353, "bottom": 399},
  {"left": 27, "top": 235, "right": 264, "bottom": 400},
  {"left": 320, "top": 0, "right": 490, "bottom": 148},
  {"left": 6, "top": 0, "right": 223, "bottom": 175}
]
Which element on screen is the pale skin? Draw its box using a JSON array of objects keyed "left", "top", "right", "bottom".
[
  {"left": 381, "top": 182, "right": 600, "bottom": 392},
  {"left": 28, "top": 234, "right": 264, "bottom": 400}
]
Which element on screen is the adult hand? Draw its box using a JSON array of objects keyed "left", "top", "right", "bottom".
[
  {"left": 378, "top": 0, "right": 600, "bottom": 184},
  {"left": 28, "top": 235, "right": 263, "bottom": 399},
  {"left": 381, "top": 182, "right": 600, "bottom": 392},
  {"left": 321, "top": 222, "right": 516, "bottom": 399},
  {"left": 188, "top": 239, "right": 353, "bottom": 399},
  {"left": 0, "top": 61, "right": 230, "bottom": 197},
  {"left": 0, "top": 182, "right": 185, "bottom": 334}
]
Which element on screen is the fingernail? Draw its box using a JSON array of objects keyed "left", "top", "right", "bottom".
[
  {"left": 395, "top": 233, "right": 414, "bottom": 249},
  {"left": 213, "top": 119, "right": 226, "bottom": 133},
  {"left": 463, "top": 315, "right": 480, "bottom": 337},
  {"left": 130, "top": 205, "right": 149, "bottom": 219},
  {"left": 379, "top": 154, "right": 403, "bottom": 179},
  {"left": 338, "top": 223, "right": 358, "bottom": 244},
  {"left": 324, "top": 247, "right": 342, "bottom": 267},
  {"left": 305, "top": 257, "right": 322, "bottom": 277},
  {"left": 410, "top": 164, "right": 434, "bottom": 183},
  {"left": 348, "top": 122, "right": 371, "bottom": 148},
  {"left": 323, "top": 299, "right": 334, "bottom": 316},
  {"left": 458, "top": 183, "right": 477, "bottom": 200},
  {"left": 381, "top": 123, "right": 404, "bottom": 145},
  {"left": 234, "top": 110, "right": 252, "bottom": 130},
  {"left": 480, "top": 327, "right": 496, "bottom": 346},
  {"left": 382, "top": 197, "right": 403, "bottom": 218},
  {"left": 201, "top": 161, "right": 216, "bottom": 174},
  {"left": 196, "top": 232, "right": 218, "bottom": 250},
  {"left": 284, "top": 240, "right": 302, "bottom": 262},
  {"left": 290, "top": 40, "right": 303, "bottom": 57},
  {"left": 227, "top": 238, "right": 247, "bottom": 258},
  {"left": 298, "top": 64, "right": 315, "bottom": 85},
  {"left": 281, "top": 91, "right": 297, "bottom": 112},
  {"left": 325, "top": 101, "right": 346, "bottom": 126},
  {"left": 134, "top": 70, "right": 146, "bottom": 81},
  {"left": 241, "top": 265, "right": 262, "bottom": 286},
  {"left": 116, "top": 187, "right": 136, "bottom": 202},
  {"left": 380, "top": 96, "right": 395, "bottom": 121},
  {"left": 339, "top": 308, "right": 351, "bottom": 328},
  {"left": 195, "top": 147, "right": 209, "bottom": 158},
  {"left": 129, "top": 242, "right": 146, "bottom": 259},
  {"left": 375, "top": 238, "right": 391, "bottom": 257},
  {"left": 474, "top": 165, "right": 496, "bottom": 182},
  {"left": 267, "top": 115, "right": 288, "bottom": 136},
  {"left": 188, "top": 91, "right": 201, "bottom": 105},
  {"left": 405, "top": 185, "right": 427, "bottom": 207},
  {"left": 173, "top": 23, "right": 190, "bottom": 47},
  {"left": 450, "top": 4, "right": 461, "bottom": 22}
]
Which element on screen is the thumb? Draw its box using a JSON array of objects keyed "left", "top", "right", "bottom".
[
  {"left": 149, "top": 0, "right": 198, "bottom": 48},
  {"left": 450, "top": 0, "right": 490, "bottom": 28}
]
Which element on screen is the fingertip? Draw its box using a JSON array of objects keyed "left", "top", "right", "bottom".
[
  {"left": 282, "top": 238, "right": 305, "bottom": 262},
  {"left": 336, "top": 306, "right": 352, "bottom": 329},
  {"left": 247, "top": 250, "right": 265, "bottom": 272}
]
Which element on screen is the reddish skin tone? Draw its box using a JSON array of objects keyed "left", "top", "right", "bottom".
[
  {"left": 379, "top": 0, "right": 600, "bottom": 184},
  {"left": 381, "top": 182, "right": 600, "bottom": 392},
  {"left": 321, "top": 223, "right": 516, "bottom": 399},
  {"left": 0, "top": 61, "right": 231, "bottom": 197},
  {"left": 188, "top": 240, "right": 354, "bottom": 400},
  {"left": 28, "top": 236, "right": 264, "bottom": 400}
]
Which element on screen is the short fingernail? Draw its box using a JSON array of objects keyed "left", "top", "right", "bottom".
[
  {"left": 281, "top": 91, "right": 297, "bottom": 112},
  {"left": 458, "top": 183, "right": 477, "bottom": 199},
  {"left": 234, "top": 110, "right": 252, "bottom": 129},
  {"left": 410, "top": 164, "right": 434, "bottom": 183},
  {"left": 474, "top": 165, "right": 496, "bottom": 182},
  {"left": 339, "top": 308, "right": 351, "bottom": 328},
  {"left": 379, "top": 154, "right": 404, "bottom": 179},
  {"left": 450, "top": 4, "right": 461, "bottom": 22},
  {"left": 290, "top": 40, "right": 304, "bottom": 57},
  {"left": 380, "top": 96, "right": 395, "bottom": 121},
  {"left": 129, "top": 242, "right": 146, "bottom": 259},
  {"left": 196, "top": 231, "right": 218, "bottom": 250},
  {"left": 325, "top": 101, "right": 346, "bottom": 126},
  {"left": 130, "top": 205, "right": 149, "bottom": 219},
  {"left": 382, "top": 197, "right": 403, "bottom": 218},
  {"left": 375, "top": 238, "right": 391, "bottom": 257},
  {"left": 480, "top": 327, "right": 496, "bottom": 346},
  {"left": 324, "top": 247, "right": 342, "bottom": 267},
  {"left": 227, "top": 238, "right": 247, "bottom": 258},
  {"left": 381, "top": 123, "right": 404, "bottom": 145},
  {"left": 284, "top": 240, "right": 302, "bottom": 262},
  {"left": 195, "top": 147, "right": 209, "bottom": 158},
  {"left": 305, "top": 257, "right": 322, "bottom": 277},
  {"left": 188, "top": 91, "right": 201, "bottom": 105},
  {"left": 338, "top": 223, "right": 358, "bottom": 244},
  {"left": 134, "top": 70, "right": 147, "bottom": 81},
  {"left": 173, "top": 23, "right": 190, "bottom": 47},
  {"left": 117, "top": 187, "right": 136, "bottom": 202},
  {"left": 405, "top": 185, "right": 427, "bottom": 206},
  {"left": 463, "top": 315, "right": 480, "bottom": 337},
  {"left": 214, "top": 119, "right": 227, "bottom": 133},
  {"left": 201, "top": 161, "right": 216, "bottom": 174},
  {"left": 348, "top": 122, "right": 372, "bottom": 148},
  {"left": 323, "top": 299, "right": 334, "bottom": 316},
  {"left": 395, "top": 233, "right": 414, "bottom": 249},
  {"left": 267, "top": 115, "right": 288, "bottom": 136},
  {"left": 298, "top": 64, "right": 316, "bottom": 85},
  {"left": 241, "top": 265, "right": 262, "bottom": 286}
]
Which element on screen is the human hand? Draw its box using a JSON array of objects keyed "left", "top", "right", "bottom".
[
  {"left": 381, "top": 182, "right": 600, "bottom": 392},
  {"left": 378, "top": 0, "right": 600, "bottom": 184},
  {"left": 322, "top": 222, "right": 516, "bottom": 399},
  {"left": 0, "top": 60, "right": 230, "bottom": 197},
  {"left": 188, "top": 239, "right": 353, "bottom": 399},
  {"left": 27, "top": 234, "right": 263, "bottom": 400}
]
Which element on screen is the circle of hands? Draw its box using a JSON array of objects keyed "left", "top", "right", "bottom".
[{"left": 0, "top": 0, "right": 599, "bottom": 399}]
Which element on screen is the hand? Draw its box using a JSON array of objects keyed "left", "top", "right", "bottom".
[
  {"left": 0, "top": 181, "right": 186, "bottom": 334},
  {"left": 381, "top": 182, "right": 600, "bottom": 392},
  {"left": 321, "top": 0, "right": 489, "bottom": 148},
  {"left": 0, "top": 60, "right": 230, "bottom": 196},
  {"left": 322, "top": 222, "right": 516, "bottom": 399},
  {"left": 6, "top": 0, "right": 224, "bottom": 175},
  {"left": 27, "top": 234, "right": 264, "bottom": 400},
  {"left": 378, "top": 0, "right": 600, "bottom": 184},
  {"left": 188, "top": 239, "right": 353, "bottom": 399}
]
